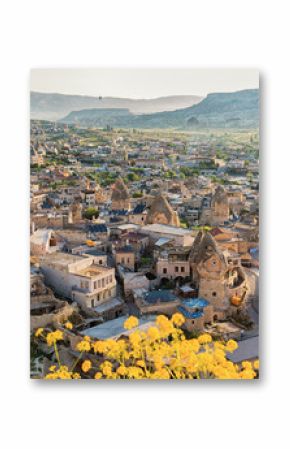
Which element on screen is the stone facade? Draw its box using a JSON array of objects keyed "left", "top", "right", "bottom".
[
  {"left": 111, "top": 178, "right": 131, "bottom": 211},
  {"left": 40, "top": 253, "right": 117, "bottom": 309},
  {"left": 189, "top": 232, "right": 248, "bottom": 319},
  {"left": 68, "top": 202, "right": 82, "bottom": 224},
  {"left": 200, "top": 186, "right": 230, "bottom": 226},
  {"left": 145, "top": 194, "right": 180, "bottom": 227},
  {"left": 115, "top": 248, "right": 135, "bottom": 270},
  {"left": 156, "top": 257, "right": 190, "bottom": 281}
]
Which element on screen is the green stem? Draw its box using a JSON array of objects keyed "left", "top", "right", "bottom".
[
  {"left": 70, "top": 351, "right": 84, "bottom": 372},
  {"left": 54, "top": 341, "right": 61, "bottom": 368}
]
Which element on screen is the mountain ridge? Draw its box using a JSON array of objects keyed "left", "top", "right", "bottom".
[
  {"left": 59, "top": 89, "right": 259, "bottom": 129},
  {"left": 30, "top": 91, "right": 203, "bottom": 120}
]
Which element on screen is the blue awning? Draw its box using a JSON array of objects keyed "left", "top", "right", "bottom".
[
  {"left": 181, "top": 298, "right": 209, "bottom": 308},
  {"left": 177, "top": 306, "right": 204, "bottom": 319}
]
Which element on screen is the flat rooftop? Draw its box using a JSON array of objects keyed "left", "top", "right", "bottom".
[
  {"left": 42, "top": 252, "right": 84, "bottom": 267},
  {"left": 93, "top": 297, "right": 124, "bottom": 314},
  {"left": 81, "top": 315, "right": 156, "bottom": 340},
  {"left": 142, "top": 224, "right": 193, "bottom": 236},
  {"left": 227, "top": 336, "right": 259, "bottom": 363},
  {"left": 31, "top": 229, "right": 51, "bottom": 245},
  {"left": 76, "top": 265, "right": 112, "bottom": 278}
]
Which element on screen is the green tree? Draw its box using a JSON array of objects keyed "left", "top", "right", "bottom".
[{"left": 84, "top": 208, "right": 99, "bottom": 220}]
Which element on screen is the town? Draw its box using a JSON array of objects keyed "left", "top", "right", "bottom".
[{"left": 30, "top": 120, "right": 259, "bottom": 378}]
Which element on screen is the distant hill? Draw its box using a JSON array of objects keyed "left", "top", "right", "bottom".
[
  {"left": 30, "top": 91, "right": 202, "bottom": 121},
  {"left": 60, "top": 89, "right": 259, "bottom": 129}
]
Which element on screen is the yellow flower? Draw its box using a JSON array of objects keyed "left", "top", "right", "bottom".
[
  {"left": 225, "top": 339, "right": 238, "bottom": 353},
  {"left": 58, "top": 370, "right": 72, "bottom": 379},
  {"left": 242, "top": 361, "right": 252, "bottom": 370},
  {"left": 147, "top": 326, "right": 160, "bottom": 341},
  {"left": 101, "top": 361, "right": 113, "bottom": 377},
  {"left": 64, "top": 321, "right": 73, "bottom": 330},
  {"left": 46, "top": 330, "right": 63, "bottom": 346},
  {"left": 45, "top": 365, "right": 75, "bottom": 380},
  {"left": 127, "top": 367, "right": 144, "bottom": 379},
  {"left": 136, "top": 360, "right": 145, "bottom": 368},
  {"left": 49, "top": 365, "right": 56, "bottom": 372},
  {"left": 129, "top": 331, "right": 141, "bottom": 346},
  {"left": 150, "top": 368, "right": 170, "bottom": 379},
  {"left": 198, "top": 333, "right": 212, "bottom": 344},
  {"left": 45, "top": 372, "right": 58, "bottom": 380},
  {"left": 94, "top": 372, "right": 102, "bottom": 379},
  {"left": 35, "top": 328, "right": 44, "bottom": 337},
  {"left": 254, "top": 360, "right": 260, "bottom": 370},
  {"left": 82, "top": 360, "right": 92, "bottom": 373},
  {"left": 73, "top": 373, "right": 81, "bottom": 379},
  {"left": 189, "top": 339, "right": 200, "bottom": 353},
  {"left": 240, "top": 369, "right": 256, "bottom": 379},
  {"left": 76, "top": 340, "right": 91, "bottom": 352},
  {"left": 93, "top": 340, "right": 107, "bottom": 354},
  {"left": 156, "top": 315, "right": 174, "bottom": 335},
  {"left": 116, "top": 365, "right": 127, "bottom": 376},
  {"left": 124, "top": 316, "right": 139, "bottom": 330},
  {"left": 171, "top": 313, "right": 185, "bottom": 327}
]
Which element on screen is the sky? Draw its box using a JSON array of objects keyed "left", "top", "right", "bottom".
[{"left": 30, "top": 68, "right": 259, "bottom": 99}]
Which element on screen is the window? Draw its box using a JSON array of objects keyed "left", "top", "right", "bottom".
[
  {"left": 94, "top": 281, "right": 97, "bottom": 289},
  {"left": 121, "top": 257, "right": 125, "bottom": 264},
  {"left": 99, "top": 259, "right": 102, "bottom": 265},
  {"left": 163, "top": 268, "right": 167, "bottom": 274},
  {"left": 127, "top": 258, "right": 130, "bottom": 263},
  {"left": 192, "top": 320, "right": 195, "bottom": 324},
  {"left": 91, "top": 299, "right": 94, "bottom": 307},
  {"left": 175, "top": 266, "right": 179, "bottom": 272},
  {"left": 181, "top": 266, "right": 185, "bottom": 273},
  {"left": 212, "top": 292, "right": 216, "bottom": 297}
]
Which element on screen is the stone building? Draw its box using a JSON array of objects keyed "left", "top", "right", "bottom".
[
  {"left": 156, "top": 249, "right": 190, "bottom": 283},
  {"left": 128, "top": 204, "right": 147, "bottom": 226},
  {"left": 211, "top": 185, "right": 230, "bottom": 224},
  {"left": 40, "top": 252, "right": 117, "bottom": 310},
  {"left": 145, "top": 194, "right": 180, "bottom": 227},
  {"left": 142, "top": 223, "right": 194, "bottom": 247},
  {"left": 30, "top": 229, "right": 60, "bottom": 256},
  {"left": 189, "top": 231, "right": 248, "bottom": 321},
  {"left": 114, "top": 246, "right": 135, "bottom": 271},
  {"left": 30, "top": 268, "right": 76, "bottom": 330},
  {"left": 200, "top": 185, "right": 230, "bottom": 226},
  {"left": 111, "top": 178, "right": 131, "bottom": 211},
  {"left": 68, "top": 202, "right": 82, "bottom": 224}
]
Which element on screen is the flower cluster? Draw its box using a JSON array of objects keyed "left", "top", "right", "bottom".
[
  {"left": 45, "top": 365, "right": 81, "bottom": 380},
  {"left": 34, "top": 314, "right": 259, "bottom": 380}
]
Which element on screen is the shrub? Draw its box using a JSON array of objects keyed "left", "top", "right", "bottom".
[{"left": 34, "top": 315, "right": 259, "bottom": 380}]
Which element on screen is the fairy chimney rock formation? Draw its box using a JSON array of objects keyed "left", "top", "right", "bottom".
[
  {"left": 145, "top": 194, "right": 180, "bottom": 227},
  {"left": 111, "top": 178, "right": 131, "bottom": 211}
]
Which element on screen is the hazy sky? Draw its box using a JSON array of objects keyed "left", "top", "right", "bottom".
[{"left": 30, "top": 68, "right": 259, "bottom": 99}]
